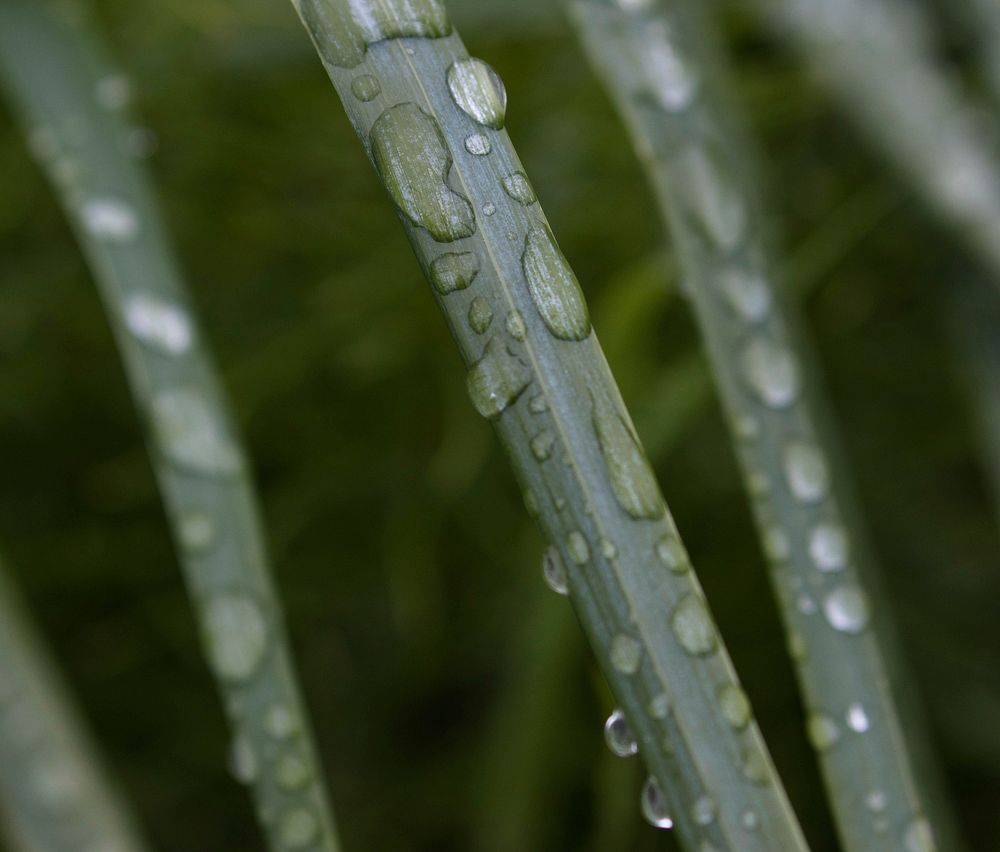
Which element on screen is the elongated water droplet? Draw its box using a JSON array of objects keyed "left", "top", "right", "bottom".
[
  {"left": 152, "top": 388, "right": 242, "bottom": 476},
  {"left": 718, "top": 684, "right": 751, "bottom": 729},
  {"left": 371, "top": 103, "right": 475, "bottom": 242},
  {"left": 846, "top": 702, "right": 870, "bottom": 732},
  {"left": 742, "top": 337, "right": 800, "bottom": 408},
  {"left": 784, "top": 442, "right": 830, "bottom": 503},
  {"left": 807, "top": 713, "right": 840, "bottom": 751},
  {"left": 468, "top": 296, "right": 493, "bottom": 334},
  {"left": 610, "top": 633, "right": 642, "bottom": 674},
  {"left": 593, "top": 397, "right": 662, "bottom": 519},
  {"left": 823, "top": 585, "right": 871, "bottom": 634},
  {"left": 279, "top": 807, "right": 319, "bottom": 849},
  {"left": 466, "top": 338, "right": 531, "bottom": 419},
  {"left": 542, "top": 546, "right": 569, "bottom": 595},
  {"left": 604, "top": 708, "right": 638, "bottom": 757},
  {"left": 680, "top": 145, "right": 746, "bottom": 250},
  {"left": 81, "top": 197, "right": 138, "bottom": 241},
  {"left": 567, "top": 531, "right": 590, "bottom": 565},
  {"left": 655, "top": 536, "right": 688, "bottom": 572},
  {"left": 502, "top": 171, "right": 536, "bottom": 205},
  {"left": 903, "top": 816, "right": 936, "bottom": 852},
  {"left": 228, "top": 734, "right": 257, "bottom": 784},
  {"left": 671, "top": 595, "right": 717, "bottom": 656},
  {"left": 523, "top": 489, "right": 540, "bottom": 518},
  {"left": 639, "top": 20, "right": 698, "bottom": 112},
  {"left": 600, "top": 538, "right": 617, "bottom": 559},
  {"left": 720, "top": 268, "right": 770, "bottom": 322},
  {"left": 124, "top": 292, "right": 193, "bottom": 355},
  {"left": 809, "top": 523, "right": 848, "bottom": 572},
  {"left": 430, "top": 252, "right": 479, "bottom": 294},
  {"left": 464, "top": 133, "right": 492, "bottom": 156},
  {"left": 530, "top": 430, "right": 555, "bottom": 461},
  {"left": 276, "top": 752, "right": 311, "bottom": 790},
  {"left": 505, "top": 310, "right": 526, "bottom": 340},
  {"left": 350, "top": 74, "right": 381, "bottom": 101},
  {"left": 764, "top": 526, "right": 791, "bottom": 561},
  {"left": 522, "top": 225, "right": 591, "bottom": 340},
  {"left": 447, "top": 58, "right": 507, "bottom": 129},
  {"left": 640, "top": 777, "right": 673, "bottom": 829},
  {"left": 205, "top": 594, "right": 267, "bottom": 682}
]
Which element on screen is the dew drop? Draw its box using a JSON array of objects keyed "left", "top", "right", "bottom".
[
  {"left": 807, "top": 713, "right": 840, "bottom": 751},
  {"left": 466, "top": 337, "right": 531, "bottom": 419},
  {"left": 592, "top": 396, "right": 662, "bottom": 519},
  {"left": 204, "top": 594, "right": 267, "bottom": 682},
  {"left": 350, "top": 74, "right": 381, "bottom": 101},
  {"left": 468, "top": 296, "right": 493, "bottom": 334},
  {"left": 567, "top": 531, "right": 591, "bottom": 565},
  {"left": 279, "top": 807, "right": 319, "bottom": 849},
  {"left": 81, "top": 197, "right": 139, "bottom": 241},
  {"left": 866, "top": 790, "right": 887, "bottom": 813},
  {"left": 266, "top": 704, "right": 299, "bottom": 740},
  {"left": 809, "top": 523, "right": 849, "bottom": 572},
  {"left": 152, "top": 388, "right": 242, "bottom": 476},
  {"left": 124, "top": 292, "right": 193, "bottom": 355},
  {"left": 846, "top": 702, "right": 870, "bottom": 733},
  {"left": 431, "top": 252, "right": 479, "bottom": 294},
  {"left": 276, "top": 752, "right": 311, "bottom": 791},
  {"left": 742, "top": 337, "right": 800, "bottom": 408},
  {"left": 228, "top": 734, "right": 257, "bottom": 784},
  {"left": 464, "top": 133, "right": 492, "bottom": 156},
  {"left": 763, "top": 526, "right": 791, "bottom": 562},
  {"left": 741, "top": 809, "right": 760, "bottom": 831},
  {"left": 680, "top": 145, "right": 746, "bottom": 251},
  {"left": 446, "top": 57, "right": 507, "bottom": 129},
  {"left": 542, "top": 546, "right": 569, "bottom": 595},
  {"left": 671, "top": 595, "right": 717, "bottom": 656},
  {"left": 742, "top": 748, "right": 770, "bottom": 785},
  {"left": 648, "top": 693, "right": 670, "bottom": 719},
  {"left": 655, "top": 536, "right": 688, "bottom": 572},
  {"left": 823, "top": 585, "right": 871, "bottom": 634},
  {"left": 639, "top": 20, "right": 698, "bottom": 112},
  {"left": 797, "top": 594, "right": 817, "bottom": 615},
  {"left": 903, "top": 816, "right": 936, "bottom": 852},
  {"left": 482, "top": 201, "right": 497, "bottom": 216},
  {"left": 718, "top": 684, "right": 751, "bottom": 729},
  {"left": 95, "top": 73, "right": 131, "bottom": 111},
  {"left": 530, "top": 430, "right": 555, "bottom": 461},
  {"left": 604, "top": 708, "right": 638, "bottom": 757},
  {"left": 502, "top": 171, "right": 536, "bottom": 205},
  {"left": 600, "top": 538, "right": 617, "bottom": 559},
  {"left": 522, "top": 225, "right": 591, "bottom": 340},
  {"left": 179, "top": 511, "right": 216, "bottom": 553},
  {"left": 610, "top": 633, "right": 642, "bottom": 674},
  {"left": 692, "top": 796, "right": 717, "bottom": 826},
  {"left": 528, "top": 394, "right": 548, "bottom": 414},
  {"left": 640, "top": 777, "right": 673, "bottom": 829},
  {"left": 783, "top": 442, "right": 830, "bottom": 503},
  {"left": 719, "top": 268, "right": 771, "bottom": 322},
  {"left": 523, "top": 488, "right": 540, "bottom": 518},
  {"left": 505, "top": 310, "right": 526, "bottom": 340}
]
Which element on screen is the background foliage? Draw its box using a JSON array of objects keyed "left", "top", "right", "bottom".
[{"left": 0, "top": 0, "right": 997, "bottom": 849}]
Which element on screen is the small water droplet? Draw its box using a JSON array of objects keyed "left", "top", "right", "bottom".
[
  {"left": 593, "top": 396, "right": 662, "bottom": 519},
  {"left": 749, "top": 471, "right": 770, "bottom": 496},
  {"left": 866, "top": 790, "right": 887, "bottom": 813},
  {"left": 640, "top": 777, "right": 673, "bottom": 829},
  {"left": 266, "top": 704, "right": 299, "bottom": 740},
  {"left": 446, "top": 58, "right": 507, "bottom": 129},
  {"left": 228, "top": 734, "right": 256, "bottom": 784},
  {"left": 350, "top": 74, "right": 381, "bottom": 101},
  {"left": 502, "top": 171, "right": 536, "bottom": 205},
  {"left": 823, "top": 585, "right": 871, "bottom": 634},
  {"left": 655, "top": 536, "right": 688, "bottom": 572},
  {"left": 528, "top": 394, "right": 547, "bottom": 413},
  {"left": 735, "top": 414, "right": 759, "bottom": 439},
  {"left": 152, "top": 387, "right": 242, "bottom": 476},
  {"left": 276, "top": 752, "right": 311, "bottom": 790},
  {"left": 692, "top": 795, "right": 717, "bottom": 826},
  {"left": 430, "top": 251, "right": 480, "bottom": 294},
  {"left": 807, "top": 713, "right": 840, "bottom": 751},
  {"left": 610, "top": 633, "right": 642, "bottom": 674},
  {"left": 124, "top": 292, "right": 193, "bottom": 355},
  {"left": 482, "top": 201, "right": 497, "bottom": 216},
  {"left": 523, "top": 488, "right": 540, "bottom": 518},
  {"left": 466, "top": 337, "right": 531, "bottom": 419},
  {"left": 741, "top": 809, "right": 760, "bottom": 831},
  {"left": 639, "top": 20, "right": 698, "bottom": 112},
  {"left": 505, "top": 309, "right": 526, "bottom": 340},
  {"left": 522, "top": 225, "right": 591, "bottom": 340},
  {"left": 178, "top": 511, "right": 216, "bottom": 553},
  {"left": 464, "top": 133, "right": 492, "bottom": 156},
  {"left": 742, "top": 337, "right": 800, "bottom": 408},
  {"left": 680, "top": 145, "right": 746, "bottom": 251},
  {"left": 763, "top": 526, "right": 791, "bottom": 562},
  {"left": 903, "top": 816, "right": 936, "bottom": 852},
  {"left": 567, "top": 531, "right": 591, "bottom": 565},
  {"left": 846, "top": 702, "right": 870, "bottom": 733},
  {"left": 718, "top": 684, "right": 751, "bottom": 729},
  {"left": 788, "top": 631, "right": 808, "bottom": 661},
  {"left": 81, "top": 197, "right": 139, "bottom": 241},
  {"left": 542, "top": 546, "right": 569, "bottom": 595},
  {"left": 719, "top": 268, "right": 771, "bottom": 322},
  {"left": 205, "top": 594, "right": 268, "bottom": 682},
  {"left": 468, "top": 296, "right": 493, "bottom": 334},
  {"left": 279, "top": 807, "right": 319, "bottom": 849},
  {"left": 530, "top": 430, "right": 555, "bottom": 461},
  {"left": 604, "top": 708, "right": 638, "bottom": 757},
  {"left": 648, "top": 693, "right": 670, "bottom": 719},
  {"left": 797, "top": 594, "right": 817, "bottom": 614},
  {"left": 809, "top": 523, "right": 849, "bottom": 572},
  {"left": 600, "top": 538, "right": 617, "bottom": 559},
  {"left": 742, "top": 749, "right": 770, "bottom": 785},
  {"left": 671, "top": 595, "right": 717, "bottom": 656},
  {"left": 125, "top": 126, "right": 158, "bottom": 159},
  {"left": 96, "top": 73, "right": 131, "bottom": 111},
  {"left": 784, "top": 442, "right": 830, "bottom": 503}
]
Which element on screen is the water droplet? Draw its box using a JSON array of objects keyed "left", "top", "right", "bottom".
[
  {"left": 604, "top": 708, "right": 638, "bottom": 757},
  {"left": 482, "top": 201, "right": 497, "bottom": 216},
  {"left": 229, "top": 734, "right": 257, "bottom": 784},
  {"left": 735, "top": 415, "right": 759, "bottom": 439},
  {"left": 523, "top": 488, "right": 540, "bottom": 518},
  {"left": 124, "top": 292, "right": 193, "bottom": 355},
  {"left": 763, "top": 526, "right": 791, "bottom": 561},
  {"left": 846, "top": 702, "right": 870, "bottom": 733},
  {"left": 446, "top": 58, "right": 507, "bottom": 129},
  {"left": 903, "top": 816, "right": 936, "bottom": 852},
  {"left": 370, "top": 103, "right": 475, "bottom": 242},
  {"left": 718, "top": 684, "right": 751, "bottom": 729},
  {"left": 266, "top": 704, "right": 299, "bottom": 740},
  {"left": 640, "top": 777, "right": 673, "bottom": 829},
  {"left": 807, "top": 713, "right": 840, "bottom": 751},
  {"left": 680, "top": 145, "right": 746, "bottom": 251},
  {"left": 95, "top": 73, "right": 131, "bottom": 111},
  {"left": 279, "top": 807, "right": 319, "bottom": 849},
  {"left": 655, "top": 536, "right": 688, "bottom": 572},
  {"left": 866, "top": 790, "right": 887, "bottom": 813},
  {"left": 125, "top": 126, "right": 158, "bottom": 159},
  {"left": 430, "top": 252, "right": 479, "bottom": 294},
  {"left": 741, "top": 809, "right": 760, "bottom": 831},
  {"left": 528, "top": 394, "right": 548, "bottom": 413},
  {"left": 592, "top": 396, "right": 662, "bottom": 519},
  {"left": 468, "top": 296, "right": 493, "bottom": 334},
  {"left": 797, "top": 594, "right": 817, "bottom": 614},
  {"left": 542, "top": 546, "right": 569, "bottom": 595},
  {"left": 505, "top": 309, "right": 526, "bottom": 340},
  {"left": 639, "top": 20, "right": 698, "bottom": 112},
  {"left": 276, "top": 752, "right": 311, "bottom": 790},
  {"left": 522, "top": 225, "right": 591, "bottom": 340},
  {"left": 464, "top": 133, "right": 492, "bottom": 156},
  {"left": 719, "top": 268, "right": 771, "bottom": 322},
  {"left": 567, "top": 531, "right": 591, "bottom": 565},
  {"left": 179, "top": 511, "right": 216, "bottom": 553},
  {"left": 788, "top": 631, "right": 808, "bottom": 661},
  {"left": 809, "top": 523, "right": 849, "bottom": 572},
  {"left": 151, "top": 388, "right": 242, "bottom": 476},
  {"left": 671, "top": 595, "right": 717, "bottom": 656},
  {"left": 350, "top": 74, "right": 381, "bottom": 101},
  {"left": 823, "top": 585, "right": 871, "bottom": 634},
  {"left": 692, "top": 795, "right": 717, "bottom": 826},
  {"left": 610, "top": 633, "right": 642, "bottom": 674},
  {"left": 466, "top": 337, "right": 531, "bottom": 418},
  {"left": 742, "top": 749, "right": 770, "bottom": 785},
  {"left": 742, "top": 337, "right": 800, "bottom": 408},
  {"left": 600, "top": 538, "right": 617, "bottom": 559},
  {"left": 784, "top": 442, "right": 830, "bottom": 503},
  {"left": 648, "top": 693, "right": 670, "bottom": 719},
  {"left": 531, "top": 430, "right": 555, "bottom": 461},
  {"left": 81, "top": 197, "right": 138, "bottom": 241},
  {"left": 502, "top": 171, "right": 536, "bottom": 205},
  {"left": 204, "top": 594, "right": 267, "bottom": 682}
]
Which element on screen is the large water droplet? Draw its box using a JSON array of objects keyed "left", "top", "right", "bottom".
[
  {"left": 542, "top": 546, "right": 569, "bottom": 595},
  {"left": 468, "top": 296, "right": 493, "bottom": 334},
  {"left": 124, "top": 292, "right": 193, "bottom": 355},
  {"left": 679, "top": 145, "right": 746, "bottom": 251},
  {"left": 903, "top": 816, "right": 936, "bottom": 852},
  {"left": 784, "top": 442, "right": 830, "bottom": 503},
  {"left": 610, "top": 633, "right": 642, "bottom": 674},
  {"left": 809, "top": 523, "right": 848, "bottom": 572},
  {"left": 592, "top": 396, "right": 662, "bottom": 519},
  {"left": 446, "top": 58, "right": 507, "bottom": 129},
  {"left": 719, "top": 268, "right": 771, "bottom": 322},
  {"left": 370, "top": 103, "right": 475, "bottom": 242},
  {"left": 742, "top": 337, "right": 800, "bottom": 408},
  {"left": 464, "top": 133, "right": 492, "bottom": 156},
  {"left": 81, "top": 197, "right": 138, "bottom": 241},
  {"left": 502, "top": 172, "right": 536, "bottom": 206},
  {"left": 279, "top": 807, "right": 319, "bottom": 849},
  {"left": 350, "top": 74, "right": 381, "bottom": 102},
  {"left": 846, "top": 702, "right": 870, "bottom": 733},
  {"left": 823, "top": 585, "right": 871, "bottom": 634},
  {"left": 567, "top": 531, "right": 591, "bottom": 565},
  {"left": 807, "top": 713, "right": 840, "bottom": 751},
  {"left": 204, "top": 594, "right": 267, "bottom": 682},
  {"left": 718, "top": 684, "right": 751, "bottom": 729},
  {"left": 522, "top": 225, "right": 591, "bottom": 341},
  {"left": 466, "top": 338, "right": 531, "bottom": 418},
  {"left": 152, "top": 388, "right": 242, "bottom": 476},
  {"left": 671, "top": 595, "right": 717, "bottom": 656},
  {"left": 430, "top": 252, "right": 479, "bottom": 294},
  {"left": 604, "top": 708, "right": 638, "bottom": 757},
  {"left": 640, "top": 777, "right": 673, "bottom": 829}
]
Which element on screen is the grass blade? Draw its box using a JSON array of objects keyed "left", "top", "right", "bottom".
[
  {"left": 0, "top": 4, "right": 341, "bottom": 849},
  {"left": 285, "top": 1, "right": 810, "bottom": 848}
]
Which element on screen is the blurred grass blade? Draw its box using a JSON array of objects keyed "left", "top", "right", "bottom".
[
  {"left": 286, "top": 1, "right": 809, "bottom": 848},
  {"left": 0, "top": 559, "right": 150, "bottom": 852},
  {"left": 0, "top": 3, "right": 341, "bottom": 850},
  {"left": 571, "top": 1, "right": 955, "bottom": 850}
]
